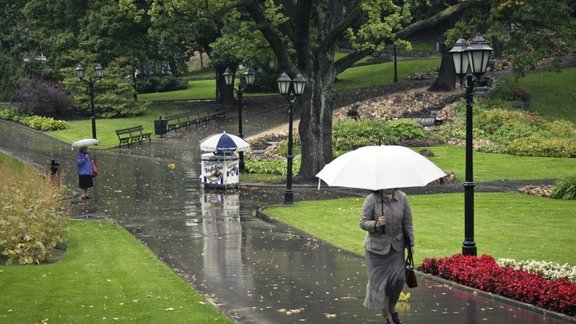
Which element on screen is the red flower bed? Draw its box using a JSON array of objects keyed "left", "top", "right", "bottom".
[{"left": 420, "top": 254, "right": 576, "bottom": 316}]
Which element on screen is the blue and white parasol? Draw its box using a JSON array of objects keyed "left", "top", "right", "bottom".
[{"left": 200, "top": 132, "right": 250, "bottom": 152}]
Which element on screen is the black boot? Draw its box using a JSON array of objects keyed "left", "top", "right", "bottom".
[{"left": 391, "top": 312, "right": 402, "bottom": 324}]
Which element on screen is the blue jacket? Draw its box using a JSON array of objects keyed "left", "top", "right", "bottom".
[{"left": 77, "top": 151, "right": 93, "bottom": 176}]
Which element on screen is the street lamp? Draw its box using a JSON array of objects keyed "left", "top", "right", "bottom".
[
  {"left": 76, "top": 63, "right": 104, "bottom": 139},
  {"left": 276, "top": 71, "right": 306, "bottom": 206},
  {"left": 449, "top": 35, "right": 492, "bottom": 256},
  {"left": 223, "top": 67, "right": 256, "bottom": 173}
]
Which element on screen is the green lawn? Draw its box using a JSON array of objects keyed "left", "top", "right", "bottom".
[
  {"left": 509, "top": 67, "right": 576, "bottom": 123},
  {"left": 139, "top": 79, "right": 217, "bottom": 101},
  {"left": 48, "top": 102, "right": 210, "bottom": 149},
  {"left": 420, "top": 145, "right": 575, "bottom": 182},
  {"left": 0, "top": 221, "right": 232, "bottom": 323},
  {"left": 335, "top": 58, "right": 440, "bottom": 89},
  {"left": 264, "top": 192, "right": 576, "bottom": 266}
]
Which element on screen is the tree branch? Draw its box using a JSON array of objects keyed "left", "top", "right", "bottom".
[
  {"left": 396, "top": 0, "right": 485, "bottom": 39},
  {"left": 318, "top": 0, "right": 363, "bottom": 57},
  {"left": 335, "top": 0, "right": 485, "bottom": 73},
  {"left": 241, "top": 0, "right": 296, "bottom": 74}
]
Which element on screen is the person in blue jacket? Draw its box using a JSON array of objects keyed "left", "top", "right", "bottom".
[{"left": 76, "top": 147, "right": 94, "bottom": 200}]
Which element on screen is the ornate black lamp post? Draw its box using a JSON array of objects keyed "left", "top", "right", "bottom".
[
  {"left": 223, "top": 67, "right": 256, "bottom": 173},
  {"left": 76, "top": 63, "right": 104, "bottom": 139},
  {"left": 449, "top": 35, "right": 492, "bottom": 256},
  {"left": 276, "top": 71, "right": 306, "bottom": 206}
]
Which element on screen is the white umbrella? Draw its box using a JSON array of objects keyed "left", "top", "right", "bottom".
[
  {"left": 200, "top": 132, "right": 250, "bottom": 152},
  {"left": 316, "top": 145, "right": 446, "bottom": 190},
  {"left": 71, "top": 138, "right": 99, "bottom": 149}
]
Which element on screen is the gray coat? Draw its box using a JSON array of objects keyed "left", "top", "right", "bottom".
[{"left": 359, "top": 190, "right": 414, "bottom": 255}]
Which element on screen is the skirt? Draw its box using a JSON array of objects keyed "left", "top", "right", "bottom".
[
  {"left": 363, "top": 249, "right": 405, "bottom": 310},
  {"left": 78, "top": 175, "right": 93, "bottom": 189}
]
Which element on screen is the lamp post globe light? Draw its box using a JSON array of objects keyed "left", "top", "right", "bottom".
[
  {"left": 449, "top": 35, "right": 492, "bottom": 256},
  {"left": 276, "top": 71, "right": 306, "bottom": 206},
  {"left": 76, "top": 63, "right": 104, "bottom": 139},
  {"left": 224, "top": 67, "right": 256, "bottom": 173}
]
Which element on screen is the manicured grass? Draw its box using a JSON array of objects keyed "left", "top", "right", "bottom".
[
  {"left": 0, "top": 221, "right": 232, "bottom": 323},
  {"left": 334, "top": 58, "right": 440, "bottom": 89},
  {"left": 139, "top": 79, "right": 216, "bottom": 101},
  {"left": 264, "top": 192, "right": 576, "bottom": 266},
  {"left": 48, "top": 102, "right": 208, "bottom": 149},
  {"left": 420, "top": 145, "right": 575, "bottom": 182},
  {"left": 509, "top": 68, "right": 576, "bottom": 123}
]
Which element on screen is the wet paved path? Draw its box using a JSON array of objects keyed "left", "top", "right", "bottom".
[{"left": 1, "top": 103, "right": 572, "bottom": 323}]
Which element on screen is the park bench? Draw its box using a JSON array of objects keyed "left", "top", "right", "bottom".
[
  {"left": 196, "top": 110, "right": 226, "bottom": 126},
  {"left": 165, "top": 112, "right": 199, "bottom": 132},
  {"left": 115, "top": 125, "right": 152, "bottom": 147},
  {"left": 163, "top": 110, "right": 227, "bottom": 133}
]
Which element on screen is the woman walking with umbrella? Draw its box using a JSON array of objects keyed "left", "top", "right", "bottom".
[
  {"left": 72, "top": 139, "right": 99, "bottom": 200},
  {"left": 316, "top": 145, "right": 444, "bottom": 323},
  {"left": 360, "top": 188, "right": 414, "bottom": 324},
  {"left": 76, "top": 146, "right": 94, "bottom": 200}
]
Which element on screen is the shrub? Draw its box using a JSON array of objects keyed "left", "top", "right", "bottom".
[
  {"left": 245, "top": 156, "right": 300, "bottom": 176},
  {"left": 0, "top": 108, "right": 26, "bottom": 121},
  {"left": 0, "top": 108, "right": 68, "bottom": 131},
  {"left": 0, "top": 160, "right": 68, "bottom": 265},
  {"left": 276, "top": 136, "right": 301, "bottom": 157},
  {"left": 507, "top": 136, "right": 576, "bottom": 158},
  {"left": 550, "top": 175, "right": 576, "bottom": 200},
  {"left": 420, "top": 254, "right": 576, "bottom": 316},
  {"left": 333, "top": 119, "right": 388, "bottom": 151},
  {"left": 136, "top": 75, "right": 188, "bottom": 93},
  {"left": 19, "top": 115, "right": 69, "bottom": 131},
  {"left": 10, "top": 78, "right": 72, "bottom": 117},
  {"left": 546, "top": 120, "right": 576, "bottom": 138},
  {"left": 333, "top": 118, "right": 429, "bottom": 151},
  {"left": 382, "top": 118, "right": 427, "bottom": 144},
  {"left": 439, "top": 105, "right": 576, "bottom": 157}
]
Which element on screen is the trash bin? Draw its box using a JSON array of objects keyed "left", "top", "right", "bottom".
[
  {"left": 200, "top": 152, "right": 240, "bottom": 188},
  {"left": 154, "top": 117, "right": 167, "bottom": 137}
]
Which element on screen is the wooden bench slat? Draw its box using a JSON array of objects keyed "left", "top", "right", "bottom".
[{"left": 115, "top": 125, "right": 151, "bottom": 147}]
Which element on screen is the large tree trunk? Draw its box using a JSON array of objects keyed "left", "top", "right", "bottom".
[
  {"left": 428, "top": 42, "right": 457, "bottom": 92},
  {"left": 297, "top": 53, "right": 336, "bottom": 182},
  {"left": 214, "top": 65, "right": 234, "bottom": 105}
]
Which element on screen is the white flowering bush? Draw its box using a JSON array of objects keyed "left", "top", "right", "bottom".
[{"left": 497, "top": 258, "right": 576, "bottom": 282}]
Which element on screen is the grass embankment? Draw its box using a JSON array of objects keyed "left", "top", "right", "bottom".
[
  {"left": 264, "top": 192, "right": 576, "bottom": 266},
  {"left": 422, "top": 145, "right": 575, "bottom": 181},
  {"left": 0, "top": 220, "right": 231, "bottom": 323},
  {"left": 0, "top": 152, "right": 231, "bottom": 323},
  {"left": 510, "top": 67, "right": 576, "bottom": 123}
]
